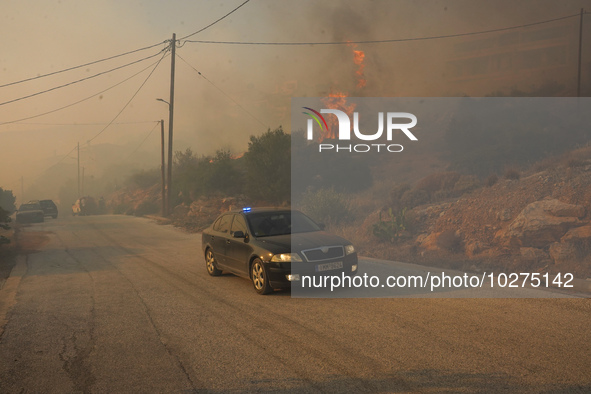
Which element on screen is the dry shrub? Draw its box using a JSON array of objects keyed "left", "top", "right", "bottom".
[
  {"left": 415, "top": 172, "right": 460, "bottom": 195},
  {"left": 532, "top": 156, "right": 560, "bottom": 172},
  {"left": 565, "top": 158, "right": 585, "bottom": 168},
  {"left": 300, "top": 188, "right": 350, "bottom": 225},
  {"left": 453, "top": 175, "right": 480, "bottom": 195},
  {"left": 437, "top": 229, "right": 463, "bottom": 253},
  {"left": 389, "top": 183, "right": 411, "bottom": 211},
  {"left": 400, "top": 188, "right": 429, "bottom": 209},
  {"left": 504, "top": 167, "right": 521, "bottom": 180},
  {"left": 486, "top": 174, "right": 499, "bottom": 187}
]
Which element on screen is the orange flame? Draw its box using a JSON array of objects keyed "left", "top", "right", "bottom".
[
  {"left": 319, "top": 91, "right": 357, "bottom": 142},
  {"left": 311, "top": 42, "right": 366, "bottom": 142},
  {"left": 347, "top": 42, "right": 367, "bottom": 89}
]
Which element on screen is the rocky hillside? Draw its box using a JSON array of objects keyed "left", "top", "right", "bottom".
[
  {"left": 106, "top": 144, "right": 591, "bottom": 279},
  {"left": 360, "top": 147, "right": 591, "bottom": 278}
]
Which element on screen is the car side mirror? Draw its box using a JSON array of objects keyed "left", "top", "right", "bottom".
[{"left": 233, "top": 230, "right": 246, "bottom": 238}]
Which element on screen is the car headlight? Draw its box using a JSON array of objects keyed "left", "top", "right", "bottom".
[
  {"left": 345, "top": 244, "right": 356, "bottom": 255},
  {"left": 270, "top": 253, "right": 302, "bottom": 262}
]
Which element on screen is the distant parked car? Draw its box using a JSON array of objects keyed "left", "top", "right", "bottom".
[
  {"left": 39, "top": 199, "right": 58, "bottom": 219},
  {"left": 16, "top": 202, "right": 45, "bottom": 223}
]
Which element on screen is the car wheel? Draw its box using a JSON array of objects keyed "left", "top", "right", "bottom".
[
  {"left": 205, "top": 248, "right": 222, "bottom": 276},
  {"left": 251, "top": 258, "right": 272, "bottom": 295}
]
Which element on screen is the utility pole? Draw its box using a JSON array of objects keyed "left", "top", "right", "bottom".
[
  {"left": 77, "top": 142, "right": 81, "bottom": 199},
  {"left": 82, "top": 167, "right": 85, "bottom": 196},
  {"left": 577, "top": 8, "right": 584, "bottom": 97},
  {"left": 160, "top": 120, "right": 166, "bottom": 217},
  {"left": 20, "top": 176, "right": 24, "bottom": 204},
  {"left": 167, "top": 33, "right": 176, "bottom": 217}
]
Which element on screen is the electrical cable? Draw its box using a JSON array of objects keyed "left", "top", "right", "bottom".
[
  {"left": 49, "top": 51, "right": 167, "bottom": 169},
  {"left": 85, "top": 51, "right": 168, "bottom": 145},
  {"left": 12, "top": 121, "right": 157, "bottom": 126},
  {"left": 52, "top": 144, "right": 79, "bottom": 166},
  {"left": 0, "top": 50, "right": 165, "bottom": 107},
  {"left": 125, "top": 121, "right": 161, "bottom": 160},
  {"left": 0, "top": 41, "right": 167, "bottom": 89},
  {"left": 179, "top": 0, "right": 251, "bottom": 41},
  {"left": 177, "top": 53, "right": 268, "bottom": 129},
  {"left": 0, "top": 58, "right": 164, "bottom": 126},
  {"left": 184, "top": 13, "right": 580, "bottom": 46}
]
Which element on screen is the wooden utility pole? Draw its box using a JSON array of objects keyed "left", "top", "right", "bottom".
[
  {"left": 77, "top": 142, "right": 81, "bottom": 199},
  {"left": 160, "top": 119, "right": 166, "bottom": 217},
  {"left": 167, "top": 33, "right": 176, "bottom": 217},
  {"left": 577, "top": 8, "right": 584, "bottom": 97},
  {"left": 20, "top": 176, "right": 24, "bottom": 204}
]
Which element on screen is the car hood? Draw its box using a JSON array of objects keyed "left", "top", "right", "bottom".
[{"left": 257, "top": 231, "right": 351, "bottom": 253}]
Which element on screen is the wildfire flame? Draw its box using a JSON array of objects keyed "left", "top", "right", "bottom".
[
  {"left": 320, "top": 91, "right": 357, "bottom": 141},
  {"left": 312, "top": 41, "right": 367, "bottom": 142},
  {"left": 347, "top": 41, "right": 367, "bottom": 89}
]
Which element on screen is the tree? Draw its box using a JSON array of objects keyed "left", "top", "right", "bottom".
[
  {"left": 0, "top": 188, "right": 14, "bottom": 246},
  {"left": 209, "top": 150, "right": 243, "bottom": 196},
  {"left": 0, "top": 187, "right": 16, "bottom": 213},
  {"left": 244, "top": 127, "right": 291, "bottom": 203}
]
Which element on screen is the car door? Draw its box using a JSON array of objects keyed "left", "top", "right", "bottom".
[
  {"left": 208, "top": 213, "right": 233, "bottom": 268},
  {"left": 224, "top": 214, "right": 252, "bottom": 275}
]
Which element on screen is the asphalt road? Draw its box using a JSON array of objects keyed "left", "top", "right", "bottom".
[{"left": 0, "top": 215, "right": 590, "bottom": 393}]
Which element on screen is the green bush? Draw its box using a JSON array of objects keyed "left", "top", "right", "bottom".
[
  {"left": 372, "top": 208, "right": 407, "bottom": 243},
  {"left": 244, "top": 127, "right": 290, "bottom": 203},
  {"left": 0, "top": 188, "right": 16, "bottom": 214},
  {"left": 0, "top": 206, "right": 10, "bottom": 246},
  {"left": 300, "top": 188, "right": 350, "bottom": 225}
]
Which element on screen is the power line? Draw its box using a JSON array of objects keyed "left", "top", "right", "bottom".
[
  {"left": 0, "top": 41, "right": 167, "bottom": 89},
  {"left": 179, "top": 0, "right": 251, "bottom": 41},
  {"left": 46, "top": 52, "right": 167, "bottom": 169},
  {"left": 0, "top": 50, "right": 166, "bottom": 107},
  {"left": 86, "top": 51, "right": 168, "bottom": 145},
  {"left": 0, "top": 58, "right": 163, "bottom": 126},
  {"left": 184, "top": 13, "right": 580, "bottom": 46},
  {"left": 125, "top": 121, "right": 161, "bottom": 160},
  {"left": 12, "top": 121, "right": 158, "bottom": 126},
  {"left": 177, "top": 53, "right": 268, "bottom": 129},
  {"left": 53, "top": 144, "right": 79, "bottom": 166}
]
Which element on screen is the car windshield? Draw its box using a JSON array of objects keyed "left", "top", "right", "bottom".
[
  {"left": 19, "top": 204, "right": 40, "bottom": 211},
  {"left": 246, "top": 211, "right": 321, "bottom": 237}
]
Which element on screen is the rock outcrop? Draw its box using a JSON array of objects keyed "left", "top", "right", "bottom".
[{"left": 496, "top": 199, "right": 586, "bottom": 248}]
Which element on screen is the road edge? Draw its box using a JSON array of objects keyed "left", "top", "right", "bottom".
[{"left": 0, "top": 254, "right": 27, "bottom": 338}]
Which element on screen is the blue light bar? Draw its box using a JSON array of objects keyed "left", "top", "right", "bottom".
[{"left": 242, "top": 207, "right": 252, "bottom": 212}]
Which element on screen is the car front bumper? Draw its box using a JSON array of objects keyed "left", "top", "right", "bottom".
[{"left": 266, "top": 254, "right": 359, "bottom": 289}]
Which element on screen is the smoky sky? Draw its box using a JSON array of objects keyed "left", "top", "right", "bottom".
[{"left": 1, "top": 0, "right": 591, "bottom": 201}]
